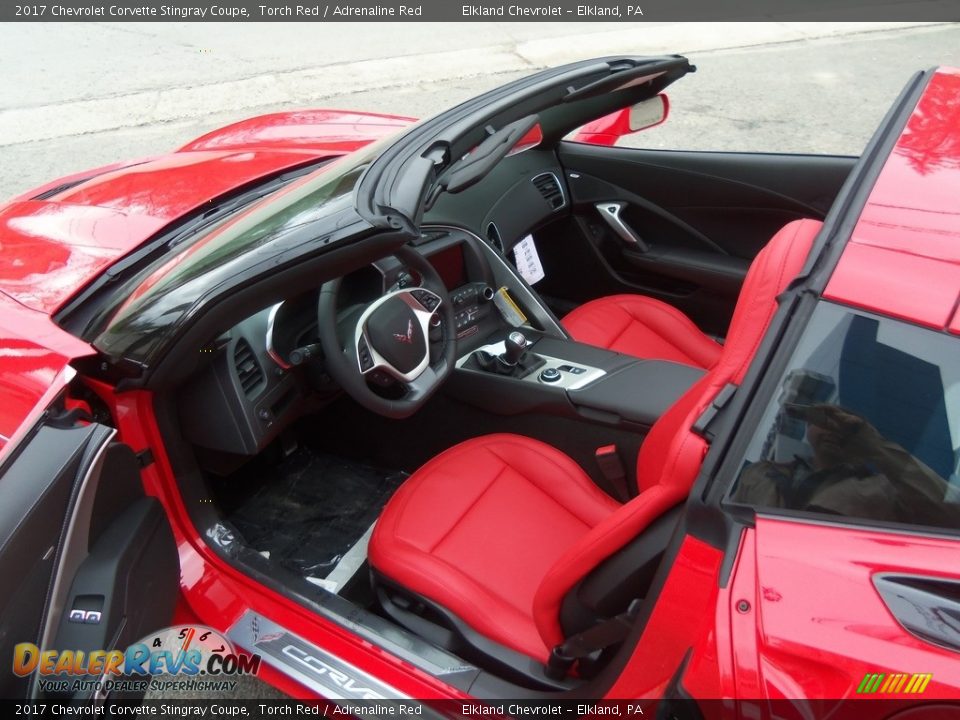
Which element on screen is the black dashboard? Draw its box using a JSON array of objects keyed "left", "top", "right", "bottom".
[
  {"left": 177, "top": 156, "right": 572, "bottom": 461},
  {"left": 424, "top": 149, "right": 570, "bottom": 257}
]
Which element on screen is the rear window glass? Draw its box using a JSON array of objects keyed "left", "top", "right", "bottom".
[{"left": 728, "top": 302, "right": 960, "bottom": 532}]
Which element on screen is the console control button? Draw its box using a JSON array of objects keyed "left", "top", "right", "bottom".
[{"left": 539, "top": 368, "right": 562, "bottom": 383}]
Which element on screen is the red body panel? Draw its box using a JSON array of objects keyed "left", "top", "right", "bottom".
[
  {"left": 606, "top": 536, "right": 724, "bottom": 698},
  {"left": 0, "top": 199, "right": 169, "bottom": 313},
  {"left": 0, "top": 152, "right": 325, "bottom": 315},
  {"left": 825, "top": 67, "right": 960, "bottom": 330},
  {"left": 179, "top": 109, "right": 414, "bottom": 154},
  {"left": 0, "top": 292, "right": 93, "bottom": 455},
  {"left": 5, "top": 157, "right": 158, "bottom": 205},
  {"left": 0, "top": 110, "right": 414, "bottom": 316},
  {"left": 723, "top": 519, "right": 960, "bottom": 705}
]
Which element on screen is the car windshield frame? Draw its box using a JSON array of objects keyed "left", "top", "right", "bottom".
[
  {"left": 356, "top": 55, "right": 693, "bottom": 232},
  {"left": 91, "top": 55, "right": 693, "bottom": 369},
  {"left": 91, "top": 136, "right": 392, "bottom": 365}
]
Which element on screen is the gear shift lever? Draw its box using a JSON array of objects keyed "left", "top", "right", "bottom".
[
  {"left": 501, "top": 331, "right": 528, "bottom": 367},
  {"left": 469, "top": 330, "right": 544, "bottom": 378}
]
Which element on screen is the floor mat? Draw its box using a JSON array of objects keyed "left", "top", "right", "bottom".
[{"left": 225, "top": 447, "right": 407, "bottom": 583}]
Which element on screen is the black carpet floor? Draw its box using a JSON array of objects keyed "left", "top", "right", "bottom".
[{"left": 224, "top": 447, "right": 407, "bottom": 579}]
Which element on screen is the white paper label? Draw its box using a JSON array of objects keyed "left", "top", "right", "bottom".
[{"left": 513, "top": 234, "right": 545, "bottom": 285}]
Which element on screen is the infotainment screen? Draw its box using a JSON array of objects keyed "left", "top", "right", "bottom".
[{"left": 428, "top": 243, "right": 467, "bottom": 290}]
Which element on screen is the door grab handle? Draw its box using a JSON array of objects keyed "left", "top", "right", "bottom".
[{"left": 595, "top": 202, "right": 649, "bottom": 252}]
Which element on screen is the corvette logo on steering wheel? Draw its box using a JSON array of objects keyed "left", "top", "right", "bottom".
[{"left": 394, "top": 319, "right": 414, "bottom": 344}]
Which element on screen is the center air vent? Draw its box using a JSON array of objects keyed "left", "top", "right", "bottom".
[
  {"left": 234, "top": 339, "right": 265, "bottom": 396},
  {"left": 532, "top": 172, "right": 564, "bottom": 210}
]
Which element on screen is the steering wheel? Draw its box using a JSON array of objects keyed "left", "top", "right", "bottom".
[{"left": 318, "top": 246, "right": 457, "bottom": 419}]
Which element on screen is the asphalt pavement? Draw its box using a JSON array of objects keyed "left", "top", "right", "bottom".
[
  {"left": 1, "top": 22, "right": 959, "bottom": 201},
  {"left": 0, "top": 20, "right": 957, "bottom": 700}
]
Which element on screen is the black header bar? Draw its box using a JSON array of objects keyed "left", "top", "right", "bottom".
[
  {"left": 1, "top": 698, "right": 958, "bottom": 716},
  {"left": 4, "top": 0, "right": 959, "bottom": 22}
]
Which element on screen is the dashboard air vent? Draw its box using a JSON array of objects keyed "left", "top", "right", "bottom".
[
  {"left": 486, "top": 222, "right": 504, "bottom": 252},
  {"left": 234, "top": 339, "right": 265, "bottom": 396},
  {"left": 532, "top": 172, "right": 564, "bottom": 210}
]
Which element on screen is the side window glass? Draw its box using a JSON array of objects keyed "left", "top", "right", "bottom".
[{"left": 728, "top": 303, "right": 960, "bottom": 531}]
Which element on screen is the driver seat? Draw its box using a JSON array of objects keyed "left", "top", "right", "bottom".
[{"left": 369, "top": 219, "right": 821, "bottom": 665}]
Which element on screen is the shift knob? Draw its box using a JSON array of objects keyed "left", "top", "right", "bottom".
[{"left": 502, "top": 331, "right": 528, "bottom": 366}]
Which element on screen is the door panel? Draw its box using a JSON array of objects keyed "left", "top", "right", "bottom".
[
  {"left": 0, "top": 424, "right": 103, "bottom": 699},
  {"left": 544, "top": 143, "right": 853, "bottom": 336},
  {"left": 49, "top": 496, "right": 179, "bottom": 697},
  {"left": 730, "top": 519, "right": 960, "bottom": 701},
  {"left": 0, "top": 418, "right": 178, "bottom": 699}
]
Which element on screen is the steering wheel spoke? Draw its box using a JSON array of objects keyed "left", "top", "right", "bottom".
[
  {"left": 318, "top": 246, "right": 456, "bottom": 419},
  {"left": 404, "top": 364, "right": 440, "bottom": 400},
  {"left": 354, "top": 287, "right": 440, "bottom": 382}
]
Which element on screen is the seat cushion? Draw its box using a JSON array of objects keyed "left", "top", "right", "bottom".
[
  {"left": 368, "top": 433, "right": 620, "bottom": 662},
  {"left": 562, "top": 294, "right": 723, "bottom": 369}
]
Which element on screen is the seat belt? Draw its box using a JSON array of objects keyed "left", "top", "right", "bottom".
[
  {"left": 595, "top": 445, "right": 631, "bottom": 502},
  {"left": 546, "top": 599, "right": 642, "bottom": 679}
]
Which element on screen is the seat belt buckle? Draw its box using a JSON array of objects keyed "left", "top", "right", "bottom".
[
  {"left": 546, "top": 646, "right": 576, "bottom": 681},
  {"left": 595, "top": 445, "right": 630, "bottom": 502},
  {"left": 548, "top": 599, "right": 644, "bottom": 680}
]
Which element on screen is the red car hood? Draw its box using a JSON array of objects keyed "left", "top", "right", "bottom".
[
  {"left": 0, "top": 109, "right": 413, "bottom": 457},
  {"left": 0, "top": 151, "right": 335, "bottom": 315},
  {"left": 0, "top": 110, "right": 414, "bottom": 316}
]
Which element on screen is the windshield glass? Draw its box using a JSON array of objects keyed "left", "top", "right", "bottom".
[{"left": 93, "top": 138, "right": 389, "bottom": 364}]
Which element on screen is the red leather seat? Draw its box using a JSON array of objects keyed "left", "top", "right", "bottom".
[
  {"left": 561, "top": 222, "right": 816, "bottom": 368},
  {"left": 563, "top": 294, "right": 723, "bottom": 369},
  {"left": 369, "top": 219, "right": 822, "bottom": 664}
]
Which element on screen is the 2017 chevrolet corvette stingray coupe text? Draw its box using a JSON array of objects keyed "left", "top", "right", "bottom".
[{"left": 0, "top": 56, "right": 958, "bottom": 714}]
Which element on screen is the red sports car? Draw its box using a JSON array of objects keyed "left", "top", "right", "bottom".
[{"left": 1, "top": 56, "right": 958, "bottom": 714}]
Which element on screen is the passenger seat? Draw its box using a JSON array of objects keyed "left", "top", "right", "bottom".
[{"left": 561, "top": 220, "right": 822, "bottom": 368}]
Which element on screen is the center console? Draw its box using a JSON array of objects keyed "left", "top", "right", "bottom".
[
  {"left": 458, "top": 332, "right": 605, "bottom": 391},
  {"left": 407, "top": 225, "right": 703, "bottom": 432},
  {"left": 451, "top": 328, "right": 705, "bottom": 431}
]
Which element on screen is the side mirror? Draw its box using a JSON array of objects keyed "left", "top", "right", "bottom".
[{"left": 570, "top": 94, "right": 669, "bottom": 147}]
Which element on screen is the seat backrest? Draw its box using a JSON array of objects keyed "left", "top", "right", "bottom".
[{"left": 533, "top": 219, "right": 822, "bottom": 649}]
